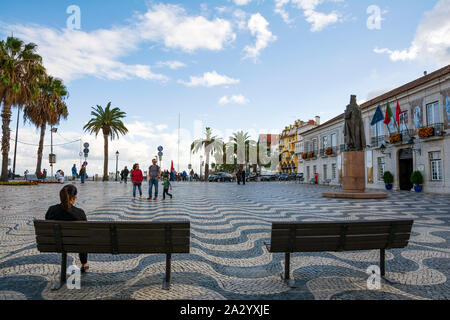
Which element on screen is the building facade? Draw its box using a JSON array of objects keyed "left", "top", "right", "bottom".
[
  {"left": 301, "top": 65, "right": 450, "bottom": 194},
  {"left": 279, "top": 118, "right": 320, "bottom": 173}
]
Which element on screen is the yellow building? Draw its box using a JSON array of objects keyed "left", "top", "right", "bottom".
[{"left": 279, "top": 119, "right": 320, "bottom": 173}]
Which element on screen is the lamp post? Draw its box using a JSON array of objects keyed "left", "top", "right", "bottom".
[
  {"left": 50, "top": 127, "right": 58, "bottom": 178},
  {"left": 115, "top": 151, "right": 119, "bottom": 181}
]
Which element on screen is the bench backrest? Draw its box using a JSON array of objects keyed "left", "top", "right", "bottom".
[
  {"left": 270, "top": 219, "right": 413, "bottom": 253},
  {"left": 34, "top": 220, "right": 190, "bottom": 254}
]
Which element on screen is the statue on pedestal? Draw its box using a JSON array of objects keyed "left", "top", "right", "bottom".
[{"left": 344, "top": 95, "right": 366, "bottom": 151}]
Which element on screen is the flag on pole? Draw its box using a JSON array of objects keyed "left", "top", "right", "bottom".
[
  {"left": 396, "top": 100, "right": 402, "bottom": 124},
  {"left": 384, "top": 102, "right": 393, "bottom": 126},
  {"left": 371, "top": 105, "right": 385, "bottom": 126},
  {"left": 170, "top": 160, "right": 174, "bottom": 172}
]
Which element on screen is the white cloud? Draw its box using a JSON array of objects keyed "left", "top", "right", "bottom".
[
  {"left": 0, "top": 25, "right": 168, "bottom": 83},
  {"left": 374, "top": 0, "right": 450, "bottom": 66},
  {"left": 219, "top": 94, "right": 249, "bottom": 105},
  {"left": 233, "top": 0, "right": 252, "bottom": 5},
  {"left": 0, "top": 3, "right": 237, "bottom": 82},
  {"left": 156, "top": 60, "right": 187, "bottom": 70},
  {"left": 233, "top": 9, "right": 248, "bottom": 30},
  {"left": 243, "top": 13, "right": 277, "bottom": 60},
  {"left": 179, "top": 71, "right": 240, "bottom": 87},
  {"left": 136, "top": 3, "right": 236, "bottom": 52},
  {"left": 274, "top": 0, "right": 342, "bottom": 31}
]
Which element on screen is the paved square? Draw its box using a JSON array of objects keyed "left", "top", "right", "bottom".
[{"left": 0, "top": 181, "right": 449, "bottom": 300}]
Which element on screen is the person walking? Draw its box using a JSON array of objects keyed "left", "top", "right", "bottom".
[
  {"left": 148, "top": 159, "right": 161, "bottom": 200},
  {"left": 241, "top": 168, "right": 246, "bottom": 185},
  {"left": 131, "top": 163, "right": 143, "bottom": 200},
  {"left": 162, "top": 175, "right": 173, "bottom": 200},
  {"left": 236, "top": 168, "right": 242, "bottom": 185},
  {"left": 72, "top": 164, "right": 78, "bottom": 181},
  {"left": 79, "top": 165, "right": 87, "bottom": 184},
  {"left": 121, "top": 166, "right": 129, "bottom": 184}
]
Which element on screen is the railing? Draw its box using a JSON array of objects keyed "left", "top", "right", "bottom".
[
  {"left": 418, "top": 123, "right": 444, "bottom": 139},
  {"left": 370, "top": 135, "right": 388, "bottom": 148},
  {"left": 319, "top": 147, "right": 337, "bottom": 157}
]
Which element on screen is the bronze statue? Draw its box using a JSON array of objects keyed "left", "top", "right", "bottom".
[{"left": 344, "top": 95, "right": 366, "bottom": 151}]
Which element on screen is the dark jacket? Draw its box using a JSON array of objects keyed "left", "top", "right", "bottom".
[{"left": 45, "top": 204, "right": 87, "bottom": 221}]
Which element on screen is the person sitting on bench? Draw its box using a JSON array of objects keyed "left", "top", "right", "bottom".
[{"left": 45, "top": 185, "right": 89, "bottom": 273}]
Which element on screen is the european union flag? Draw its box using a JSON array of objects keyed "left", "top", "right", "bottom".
[{"left": 371, "top": 105, "right": 385, "bottom": 126}]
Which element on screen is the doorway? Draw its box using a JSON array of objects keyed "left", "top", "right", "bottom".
[{"left": 398, "top": 149, "right": 413, "bottom": 191}]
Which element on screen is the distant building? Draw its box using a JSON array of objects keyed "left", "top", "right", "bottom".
[
  {"left": 279, "top": 118, "right": 320, "bottom": 173},
  {"left": 258, "top": 134, "right": 280, "bottom": 171},
  {"left": 301, "top": 64, "right": 450, "bottom": 193}
]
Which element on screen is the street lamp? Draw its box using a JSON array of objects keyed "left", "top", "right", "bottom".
[
  {"left": 49, "top": 127, "right": 58, "bottom": 178},
  {"left": 115, "top": 151, "right": 119, "bottom": 181}
]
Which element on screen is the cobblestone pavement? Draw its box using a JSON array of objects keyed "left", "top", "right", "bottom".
[{"left": 0, "top": 181, "right": 449, "bottom": 300}]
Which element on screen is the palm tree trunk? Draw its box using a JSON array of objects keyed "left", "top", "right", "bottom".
[
  {"left": 35, "top": 123, "right": 46, "bottom": 176},
  {"left": 205, "top": 151, "right": 210, "bottom": 181},
  {"left": 103, "top": 134, "right": 109, "bottom": 181},
  {"left": 1, "top": 103, "right": 12, "bottom": 182}
]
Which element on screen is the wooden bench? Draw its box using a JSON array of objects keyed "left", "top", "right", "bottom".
[
  {"left": 265, "top": 219, "right": 414, "bottom": 284},
  {"left": 33, "top": 220, "right": 190, "bottom": 290}
]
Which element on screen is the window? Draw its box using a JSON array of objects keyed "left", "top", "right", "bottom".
[
  {"left": 313, "top": 165, "right": 317, "bottom": 174},
  {"left": 399, "top": 111, "right": 409, "bottom": 132},
  {"left": 377, "top": 157, "right": 385, "bottom": 181},
  {"left": 322, "top": 136, "right": 328, "bottom": 150},
  {"left": 312, "top": 139, "right": 317, "bottom": 153},
  {"left": 426, "top": 102, "right": 440, "bottom": 126},
  {"left": 330, "top": 133, "right": 337, "bottom": 148},
  {"left": 430, "top": 152, "right": 442, "bottom": 181},
  {"left": 323, "top": 164, "right": 327, "bottom": 180},
  {"left": 376, "top": 120, "right": 385, "bottom": 136},
  {"left": 306, "top": 166, "right": 310, "bottom": 181},
  {"left": 331, "top": 163, "right": 337, "bottom": 180}
]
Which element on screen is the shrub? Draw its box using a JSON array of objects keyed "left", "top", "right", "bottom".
[
  {"left": 410, "top": 171, "right": 424, "bottom": 186},
  {"left": 382, "top": 171, "right": 394, "bottom": 185}
]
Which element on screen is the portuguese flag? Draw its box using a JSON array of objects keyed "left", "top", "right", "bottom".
[{"left": 384, "top": 102, "right": 393, "bottom": 126}]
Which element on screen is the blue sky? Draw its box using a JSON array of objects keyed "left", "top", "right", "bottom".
[{"left": 1, "top": 0, "right": 449, "bottom": 175}]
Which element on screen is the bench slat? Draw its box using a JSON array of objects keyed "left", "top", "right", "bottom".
[
  {"left": 37, "top": 244, "right": 189, "bottom": 254},
  {"left": 271, "top": 225, "right": 412, "bottom": 237}
]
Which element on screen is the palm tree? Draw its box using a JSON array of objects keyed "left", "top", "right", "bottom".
[
  {"left": 229, "top": 131, "right": 256, "bottom": 169},
  {"left": 0, "top": 36, "right": 44, "bottom": 181},
  {"left": 191, "top": 127, "right": 223, "bottom": 181},
  {"left": 23, "top": 75, "right": 68, "bottom": 176},
  {"left": 83, "top": 102, "right": 128, "bottom": 181}
]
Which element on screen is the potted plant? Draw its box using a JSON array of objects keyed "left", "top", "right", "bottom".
[
  {"left": 389, "top": 133, "right": 402, "bottom": 144},
  {"left": 410, "top": 171, "right": 424, "bottom": 193},
  {"left": 325, "top": 147, "right": 333, "bottom": 155},
  {"left": 382, "top": 171, "right": 394, "bottom": 190}
]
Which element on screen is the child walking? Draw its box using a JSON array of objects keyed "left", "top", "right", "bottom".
[
  {"left": 131, "top": 163, "right": 143, "bottom": 200},
  {"left": 162, "top": 176, "right": 173, "bottom": 200}
]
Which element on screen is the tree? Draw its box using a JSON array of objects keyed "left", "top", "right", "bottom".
[
  {"left": 83, "top": 102, "right": 128, "bottom": 181},
  {"left": 23, "top": 75, "right": 68, "bottom": 176},
  {"left": 229, "top": 131, "right": 256, "bottom": 169},
  {"left": 0, "top": 36, "right": 44, "bottom": 181},
  {"left": 191, "top": 127, "right": 223, "bottom": 181}
]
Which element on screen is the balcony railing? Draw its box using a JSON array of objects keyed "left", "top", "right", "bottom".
[
  {"left": 418, "top": 123, "right": 444, "bottom": 139},
  {"left": 370, "top": 135, "right": 388, "bottom": 148},
  {"left": 319, "top": 147, "right": 338, "bottom": 157}
]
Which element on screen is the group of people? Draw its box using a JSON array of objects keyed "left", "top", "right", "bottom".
[
  {"left": 129, "top": 159, "right": 173, "bottom": 201},
  {"left": 71, "top": 164, "right": 88, "bottom": 183}
]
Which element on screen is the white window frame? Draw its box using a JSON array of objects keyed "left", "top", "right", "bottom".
[
  {"left": 430, "top": 152, "right": 442, "bottom": 181},
  {"left": 426, "top": 102, "right": 440, "bottom": 126}
]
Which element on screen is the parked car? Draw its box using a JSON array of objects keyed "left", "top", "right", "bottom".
[
  {"left": 296, "top": 173, "right": 304, "bottom": 182},
  {"left": 279, "top": 173, "right": 290, "bottom": 181},
  {"left": 208, "top": 174, "right": 218, "bottom": 182},
  {"left": 260, "top": 174, "right": 277, "bottom": 181},
  {"left": 288, "top": 173, "right": 297, "bottom": 181},
  {"left": 210, "top": 172, "right": 234, "bottom": 182},
  {"left": 247, "top": 173, "right": 258, "bottom": 182}
]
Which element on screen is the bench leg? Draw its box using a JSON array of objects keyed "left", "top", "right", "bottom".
[
  {"left": 380, "top": 249, "right": 385, "bottom": 277},
  {"left": 281, "top": 253, "right": 296, "bottom": 287},
  {"left": 52, "top": 253, "right": 67, "bottom": 291},
  {"left": 162, "top": 253, "right": 171, "bottom": 290}
]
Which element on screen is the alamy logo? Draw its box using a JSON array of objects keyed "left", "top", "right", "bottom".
[
  {"left": 366, "top": 265, "right": 381, "bottom": 290},
  {"left": 366, "top": 5, "right": 382, "bottom": 30},
  {"left": 66, "top": 5, "right": 81, "bottom": 30},
  {"left": 67, "top": 265, "right": 81, "bottom": 290}
]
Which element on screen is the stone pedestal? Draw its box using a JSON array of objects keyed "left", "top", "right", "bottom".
[{"left": 342, "top": 151, "right": 365, "bottom": 193}]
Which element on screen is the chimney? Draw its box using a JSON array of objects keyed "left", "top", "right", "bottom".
[
  {"left": 315, "top": 116, "right": 321, "bottom": 126},
  {"left": 424, "top": 71, "right": 427, "bottom": 76}
]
